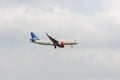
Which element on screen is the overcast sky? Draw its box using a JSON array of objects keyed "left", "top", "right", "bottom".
[{"left": 0, "top": 0, "right": 120, "bottom": 80}]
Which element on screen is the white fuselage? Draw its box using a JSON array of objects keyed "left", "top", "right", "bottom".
[{"left": 30, "top": 39, "right": 78, "bottom": 45}]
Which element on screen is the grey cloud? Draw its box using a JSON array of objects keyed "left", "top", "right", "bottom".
[
  {"left": 0, "top": 0, "right": 102, "bottom": 14},
  {"left": 0, "top": 0, "right": 120, "bottom": 80},
  {"left": 1, "top": 46, "right": 120, "bottom": 80}
]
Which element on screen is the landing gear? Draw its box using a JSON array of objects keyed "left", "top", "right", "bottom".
[
  {"left": 54, "top": 45, "right": 57, "bottom": 49},
  {"left": 71, "top": 45, "right": 73, "bottom": 48}
]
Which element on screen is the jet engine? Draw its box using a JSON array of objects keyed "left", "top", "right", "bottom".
[{"left": 58, "top": 41, "right": 64, "bottom": 48}]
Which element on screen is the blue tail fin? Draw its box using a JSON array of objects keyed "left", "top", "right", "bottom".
[{"left": 30, "top": 32, "right": 40, "bottom": 40}]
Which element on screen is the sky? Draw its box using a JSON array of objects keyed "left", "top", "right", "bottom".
[{"left": 0, "top": 0, "right": 120, "bottom": 80}]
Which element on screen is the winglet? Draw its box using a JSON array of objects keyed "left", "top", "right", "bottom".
[{"left": 30, "top": 32, "right": 40, "bottom": 40}]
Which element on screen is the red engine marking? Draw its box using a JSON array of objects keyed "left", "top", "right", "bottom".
[{"left": 59, "top": 41, "right": 64, "bottom": 48}]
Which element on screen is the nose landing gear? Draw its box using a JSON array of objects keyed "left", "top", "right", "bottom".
[{"left": 71, "top": 45, "right": 73, "bottom": 48}]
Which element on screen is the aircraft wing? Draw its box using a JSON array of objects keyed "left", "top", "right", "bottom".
[{"left": 46, "top": 33, "right": 59, "bottom": 49}]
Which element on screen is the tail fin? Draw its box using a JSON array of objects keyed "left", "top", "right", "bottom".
[{"left": 30, "top": 32, "right": 40, "bottom": 41}]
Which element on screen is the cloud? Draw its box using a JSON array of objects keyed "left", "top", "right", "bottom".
[
  {"left": 0, "top": 0, "right": 120, "bottom": 80},
  {"left": 102, "top": 0, "right": 120, "bottom": 11},
  {"left": 0, "top": 48, "right": 120, "bottom": 80}
]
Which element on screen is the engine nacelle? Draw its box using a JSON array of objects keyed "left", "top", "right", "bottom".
[{"left": 59, "top": 41, "right": 64, "bottom": 48}]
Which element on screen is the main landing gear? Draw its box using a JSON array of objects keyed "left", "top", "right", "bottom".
[{"left": 71, "top": 45, "right": 73, "bottom": 48}]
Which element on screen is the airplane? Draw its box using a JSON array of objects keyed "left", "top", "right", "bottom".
[{"left": 30, "top": 32, "right": 78, "bottom": 49}]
